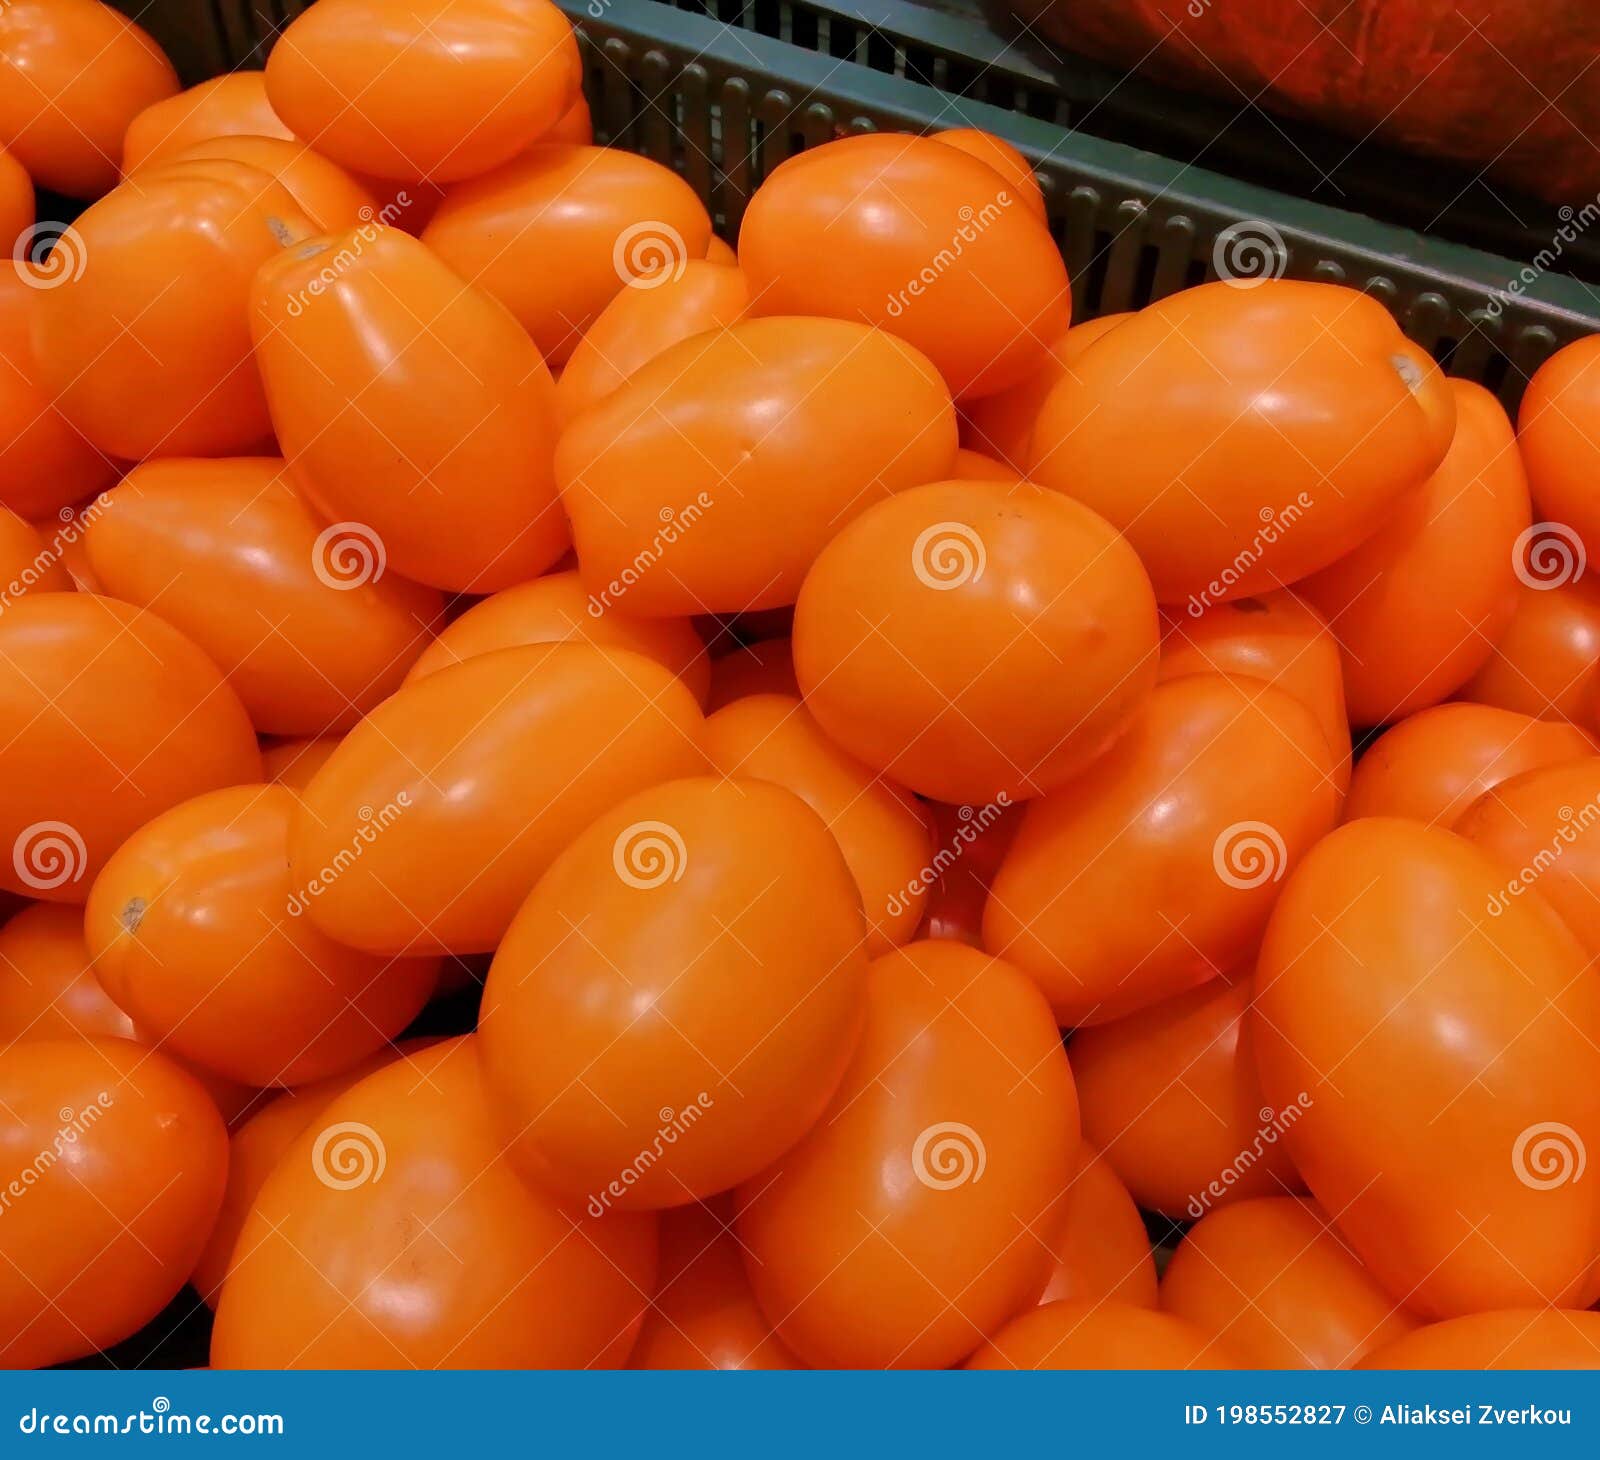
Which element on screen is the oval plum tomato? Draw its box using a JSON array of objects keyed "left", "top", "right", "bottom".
[
  {"left": 630, "top": 1200, "right": 803, "bottom": 1370},
  {"left": 480, "top": 777, "right": 868, "bottom": 1207},
  {"left": 0, "top": 143, "right": 30, "bottom": 245},
  {"left": 82, "top": 458, "right": 445, "bottom": 736},
  {"left": 1038, "top": 1147, "right": 1158, "bottom": 1310},
  {"left": 984, "top": 674, "right": 1342, "bottom": 1026},
  {"left": 289, "top": 644, "right": 705, "bottom": 955},
  {"left": 917, "top": 797, "right": 1020, "bottom": 947},
  {"left": 1461, "top": 572, "right": 1600, "bottom": 721},
  {"left": 705, "top": 636, "right": 798, "bottom": 710},
  {"left": 736, "top": 940, "right": 1079, "bottom": 1369},
  {"left": 738, "top": 133, "right": 1071, "bottom": 398},
  {"left": 931, "top": 128, "right": 1045, "bottom": 218},
  {"left": 211, "top": 1037, "right": 657, "bottom": 1368},
  {"left": 1297, "top": 380, "right": 1527, "bottom": 726},
  {"left": 1345, "top": 702, "right": 1594, "bottom": 824},
  {"left": 558, "top": 317, "right": 957, "bottom": 614},
  {"left": 0, "top": 505, "right": 71, "bottom": 599},
  {"left": 265, "top": 0, "right": 580, "bottom": 183},
  {"left": 701, "top": 695, "right": 932, "bottom": 953},
  {"left": 404, "top": 568, "right": 708, "bottom": 706},
  {"left": 0, "top": 902, "right": 134, "bottom": 1044},
  {"left": 794, "top": 479, "right": 1159, "bottom": 805},
  {"left": 424, "top": 144, "right": 712, "bottom": 363},
  {"left": 32, "top": 160, "right": 315, "bottom": 460},
  {"left": 1029, "top": 280, "right": 1455, "bottom": 605},
  {"left": 139, "top": 136, "right": 377, "bottom": 232},
  {"left": 0, "top": 0, "right": 177, "bottom": 199},
  {"left": 1254, "top": 818, "right": 1600, "bottom": 1317},
  {"left": 1519, "top": 335, "right": 1600, "bottom": 566},
  {"left": 555, "top": 260, "right": 750, "bottom": 426},
  {"left": 0, "top": 594, "right": 260, "bottom": 901},
  {"left": 0, "top": 1037, "right": 225, "bottom": 1367},
  {"left": 120, "top": 71, "right": 291, "bottom": 172},
  {"left": 1357, "top": 1310, "right": 1600, "bottom": 1370},
  {"left": 86, "top": 785, "right": 439, "bottom": 1088},
  {"left": 966, "top": 1300, "right": 1231, "bottom": 1370},
  {"left": 1161, "top": 1197, "right": 1417, "bottom": 1368},
  {"left": 1068, "top": 969, "right": 1302, "bottom": 1218},
  {"left": 252, "top": 224, "right": 567, "bottom": 593},
  {"left": 1159, "top": 590, "right": 1351, "bottom": 794}
]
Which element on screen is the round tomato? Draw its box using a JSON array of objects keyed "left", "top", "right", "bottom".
[
  {"left": 966, "top": 1300, "right": 1231, "bottom": 1370},
  {"left": 1038, "top": 1147, "right": 1158, "bottom": 1310},
  {"left": 705, "top": 636, "right": 797, "bottom": 710},
  {"left": 120, "top": 71, "right": 291, "bottom": 172},
  {"left": 1461, "top": 572, "right": 1600, "bottom": 721},
  {"left": 1519, "top": 335, "right": 1600, "bottom": 565},
  {"left": 1358, "top": 1310, "right": 1600, "bottom": 1370}
]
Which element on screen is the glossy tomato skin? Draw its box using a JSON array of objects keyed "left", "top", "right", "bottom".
[
  {"left": 1461, "top": 573, "right": 1600, "bottom": 721},
  {"left": 1030, "top": 281, "right": 1455, "bottom": 604},
  {"left": 0, "top": 902, "right": 134, "bottom": 1043},
  {"left": 211, "top": 1037, "right": 658, "bottom": 1368},
  {"left": 481, "top": 777, "right": 868, "bottom": 1207},
  {"left": 83, "top": 458, "right": 446, "bottom": 736},
  {"left": 736, "top": 940, "right": 1079, "bottom": 1369},
  {"left": 739, "top": 133, "right": 1071, "bottom": 398},
  {"left": 1345, "top": 702, "right": 1594, "bottom": 825},
  {"left": 0, "top": 144, "right": 30, "bottom": 244},
  {"left": 558, "top": 318, "right": 957, "bottom": 615},
  {"left": 1357, "top": 1310, "right": 1600, "bottom": 1369},
  {"left": 424, "top": 145, "right": 711, "bottom": 362},
  {"left": 1161, "top": 1197, "right": 1416, "bottom": 1368},
  {"left": 0, "top": 1037, "right": 226, "bottom": 1368},
  {"left": 0, "top": 594, "right": 261, "bottom": 901},
  {"left": 966, "top": 1300, "right": 1231, "bottom": 1370},
  {"left": 1038, "top": 1147, "right": 1158, "bottom": 1310},
  {"left": 705, "top": 636, "right": 798, "bottom": 710},
  {"left": 32, "top": 160, "right": 314, "bottom": 460},
  {"left": 0, "top": 0, "right": 177, "bottom": 198},
  {"left": 1254, "top": 818, "right": 1600, "bottom": 1318},
  {"left": 931, "top": 129, "right": 1045, "bottom": 218},
  {"left": 1519, "top": 335, "right": 1600, "bottom": 565},
  {"left": 141, "top": 137, "right": 377, "bottom": 232},
  {"left": 120, "top": 71, "right": 291, "bottom": 172},
  {"left": 795, "top": 480, "right": 1158, "bottom": 806},
  {"left": 0, "top": 506, "right": 72, "bottom": 600},
  {"left": 265, "top": 0, "right": 579, "bottom": 182},
  {"left": 1298, "top": 380, "right": 1529, "bottom": 725},
  {"left": 290, "top": 644, "right": 706, "bottom": 955},
  {"left": 253, "top": 224, "right": 567, "bottom": 593},
  {"left": 984, "top": 674, "right": 1342, "bottom": 1026}
]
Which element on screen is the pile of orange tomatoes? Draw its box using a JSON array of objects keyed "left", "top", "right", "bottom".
[{"left": 4, "top": 0, "right": 1600, "bottom": 1374}]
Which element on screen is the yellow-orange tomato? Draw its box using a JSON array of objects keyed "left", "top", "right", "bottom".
[
  {"left": 140, "top": 136, "right": 377, "bottom": 232},
  {"left": 265, "top": 0, "right": 579, "bottom": 183},
  {"left": 1038, "top": 1147, "right": 1158, "bottom": 1310},
  {"left": 556, "top": 260, "right": 750, "bottom": 426},
  {"left": 424, "top": 145, "right": 712, "bottom": 362},
  {"left": 1345, "top": 702, "right": 1594, "bottom": 825},
  {"left": 950, "top": 448, "right": 1018, "bottom": 482},
  {"left": 260, "top": 738, "right": 342, "bottom": 793},
  {"left": 736, "top": 940, "right": 1079, "bottom": 1369},
  {"left": 1069, "top": 969, "right": 1302, "bottom": 1218},
  {"left": 253, "top": 225, "right": 567, "bottom": 593},
  {"left": 0, "top": 901, "right": 133, "bottom": 1044},
  {"left": 1461, "top": 572, "right": 1600, "bottom": 721},
  {"left": 0, "top": 505, "right": 71, "bottom": 600},
  {"left": 290, "top": 644, "right": 705, "bottom": 955},
  {"left": 83, "top": 458, "right": 446, "bottom": 735},
  {"left": 931, "top": 128, "right": 1045, "bottom": 218},
  {"left": 739, "top": 133, "right": 1070, "bottom": 398},
  {"left": 548, "top": 90, "right": 592, "bottom": 146},
  {"left": 0, "top": 594, "right": 260, "bottom": 901},
  {"left": 0, "top": 143, "right": 30, "bottom": 244},
  {"left": 966, "top": 1300, "right": 1231, "bottom": 1370},
  {"left": 1358, "top": 1311, "right": 1600, "bottom": 1370},
  {"left": 0, "top": 0, "right": 177, "bottom": 198},
  {"left": 559, "top": 318, "right": 957, "bottom": 614},
  {"left": 703, "top": 234, "right": 737, "bottom": 267},
  {"left": 0, "top": 1037, "right": 225, "bottom": 1367},
  {"left": 1029, "top": 281, "right": 1455, "bottom": 605},
  {"left": 212, "top": 1037, "right": 657, "bottom": 1368},
  {"left": 985, "top": 674, "right": 1342, "bottom": 1026},
  {"left": 32, "top": 160, "right": 314, "bottom": 460},
  {"left": 120, "top": 71, "right": 292, "bottom": 172},
  {"left": 794, "top": 479, "right": 1159, "bottom": 805},
  {"left": 86, "top": 785, "right": 438, "bottom": 1088},
  {"left": 630, "top": 1201, "right": 803, "bottom": 1370},
  {"left": 703, "top": 694, "right": 934, "bottom": 952},
  {"left": 1298, "top": 380, "right": 1529, "bottom": 725},
  {"left": 1161, "top": 1197, "right": 1416, "bottom": 1368},
  {"left": 404, "top": 568, "right": 709, "bottom": 705},
  {"left": 1159, "top": 590, "right": 1351, "bottom": 795},
  {"left": 481, "top": 777, "right": 867, "bottom": 1206},
  {"left": 1254, "top": 818, "right": 1600, "bottom": 1318},
  {"left": 1519, "top": 335, "right": 1600, "bottom": 566},
  {"left": 705, "top": 636, "right": 798, "bottom": 710}
]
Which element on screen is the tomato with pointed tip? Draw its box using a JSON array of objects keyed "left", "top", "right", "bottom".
[
  {"left": 120, "top": 72, "right": 291, "bottom": 172},
  {"left": 0, "top": 505, "right": 71, "bottom": 600},
  {"left": 138, "top": 136, "right": 377, "bottom": 232},
  {"left": 705, "top": 637, "right": 798, "bottom": 710},
  {"left": 1358, "top": 1311, "right": 1600, "bottom": 1370},
  {"left": 966, "top": 1300, "right": 1232, "bottom": 1370},
  {"left": 1519, "top": 335, "right": 1600, "bottom": 567},
  {"left": 931, "top": 129, "right": 1045, "bottom": 218},
  {"left": 1038, "top": 1147, "right": 1158, "bottom": 1310},
  {"left": 1460, "top": 572, "right": 1600, "bottom": 722}
]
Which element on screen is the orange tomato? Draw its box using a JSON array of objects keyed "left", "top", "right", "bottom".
[
  {"left": 265, "top": 0, "right": 580, "bottom": 183},
  {"left": 120, "top": 71, "right": 292, "bottom": 172},
  {"left": 0, "top": 0, "right": 177, "bottom": 198},
  {"left": 139, "top": 136, "right": 378, "bottom": 232},
  {"left": 739, "top": 133, "right": 1071, "bottom": 397},
  {"left": 736, "top": 940, "right": 1079, "bottom": 1369},
  {"left": 289, "top": 644, "right": 705, "bottom": 955},
  {"left": 1345, "top": 702, "right": 1594, "bottom": 825},
  {"left": 1358, "top": 1310, "right": 1600, "bottom": 1370},
  {"left": 0, "top": 594, "right": 260, "bottom": 901},
  {"left": 985, "top": 674, "right": 1342, "bottom": 1026},
  {"left": 211, "top": 1037, "right": 657, "bottom": 1368},
  {"left": 0, "top": 901, "right": 133, "bottom": 1044},
  {"left": 1461, "top": 572, "right": 1600, "bottom": 721},
  {"left": 424, "top": 144, "right": 712, "bottom": 362},
  {"left": 0, "top": 143, "right": 30, "bottom": 245},
  {"left": 1029, "top": 280, "right": 1455, "bottom": 604},
  {"left": 703, "top": 234, "right": 737, "bottom": 268},
  {"left": 966, "top": 1300, "right": 1231, "bottom": 1370},
  {"left": 0, "top": 1037, "right": 226, "bottom": 1367},
  {"left": 548, "top": 90, "right": 592, "bottom": 147},
  {"left": 260, "top": 737, "right": 341, "bottom": 794},
  {"left": 931, "top": 128, "right": 1045, "bottom": 218},
  {"left": 1160, "top": 1197, "right": 1416, "bottom": 1368},
  {"left": 950, "top": 448, "right": 1018, "bottom": 481},
  {"left": 0, "top": 505, "right": 71, "bottom": 601},
  {"left": 705, "top": 636, "right": 798, "bottom": 710},
  {"left": 1254, "top": 817, "right": 1600, "bottom": 1317},
  {"left": 794, "top": 479, "right": 1159, "bottom": 804},
  {"left": 558, "top": 317, "right": 957, "bottom": 614},
  {"left": 1519, "top": 334, "right": 1600, "bottom": 565},
  {"left": 1038, "top": 1147, "right": 1158, "bottom": 1310},
  {"left": 1298, "top": 380, "right": 1528, "bottom": 725}
]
